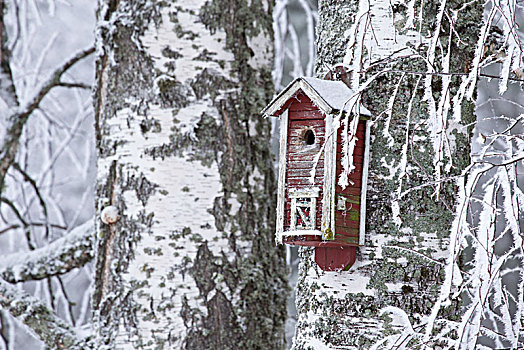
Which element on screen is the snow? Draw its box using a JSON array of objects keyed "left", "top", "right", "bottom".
[
  {"left": 262, "top": 77, "right": 372, "bottom": 117},
  {"left": 301, "top": 77, "right": 372, "bottom": 116},
  {"left": 301, "top": 337, "right": 333, "bottom": 350},
  {"left": 0, "top": 220, "right": 93, "bottom": 282}
]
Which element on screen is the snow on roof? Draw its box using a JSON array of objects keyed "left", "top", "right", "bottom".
[{"left": 261, "top": 77, "right": 372, "bottom": 117}]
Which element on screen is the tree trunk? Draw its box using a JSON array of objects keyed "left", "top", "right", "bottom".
[
  {"left": 93, "top": 0, "right": 287, "bottom": 349},
  {"left": 292, "top": 0, "right": 485, "bottom": 348}
]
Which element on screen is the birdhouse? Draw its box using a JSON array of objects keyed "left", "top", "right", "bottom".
[{"left": 262, "top": 74, "right": 371, "bottom": 271}]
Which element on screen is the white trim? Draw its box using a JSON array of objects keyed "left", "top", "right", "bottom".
[
  {"left": 288, "top": 187, "right": 320, "bottom": 198},
  {"left": 275, "top": 110, "right": 288, "bottom": 243},
  {"left": 321, "top": 113, "right": 336, "bottom": 240},
  {"left": 262, "top": 80, "right": 334, "bottom": 117},
  {"left": 283, "top": 229, "right": 323, "bottom": 236},
  {"left": 299, "top": 81, "right": 334, "bottom": 115},
  {"left": 330, "top": 118, "right": 337, "bottom": 239},
  {"left": 261, "top": 77, "right": 373, "bottom": 118},
  {"left": 359, "top": 120, "right": 371, "bottom": 246}
]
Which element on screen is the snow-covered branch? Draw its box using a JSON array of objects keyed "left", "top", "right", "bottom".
[
  {"left": 0, "top": 221, "right": 94, "bottom": 283},
  {"left": 0, "top": 278, "right": 92, "bottom": 349}
]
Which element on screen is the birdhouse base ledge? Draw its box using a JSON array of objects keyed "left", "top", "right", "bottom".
[{"left": 282, "top": 229, "right": 323, "bottom": 236}]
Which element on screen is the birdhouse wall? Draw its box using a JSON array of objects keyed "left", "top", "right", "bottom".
[
  {"left": 283, "top": 92, "right": 326, "bottom": 234},
  {"left": 333, "top": 119, "right": 367, "bottom": 246}
]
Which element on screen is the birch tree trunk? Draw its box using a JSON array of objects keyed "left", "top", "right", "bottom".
[
  {"left": 292, "top": 0, "right": 487, "bottom": 348},
  {"left": 93, "top": 0, "right": 287, "bottom": 349}
]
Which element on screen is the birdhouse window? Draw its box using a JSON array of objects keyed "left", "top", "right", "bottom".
[
  {"left": 303, "top": 129, "right": 315, "bottom": 145},
  {"left": 289, "top": 188, "right": 319, "bottom": 231}
]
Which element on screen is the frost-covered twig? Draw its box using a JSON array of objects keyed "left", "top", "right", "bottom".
[
  {"left": 0, "top": 278, "right": 92, "bottom": 349},
  {"left": 0, "top": 221, "right": 94, "bottom": 283}
]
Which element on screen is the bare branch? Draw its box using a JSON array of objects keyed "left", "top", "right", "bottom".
[
  {"left": 57, "top": 82, "right": 92, "bottom": 90},
  {"left": 0, "top": 0, "right": 18, "bottom": 108},
  {"left": 0, "top": 223, "right": 67, "bottom": 236},
  {"left": 0, "top": 46, "right": 95, "bottom": 192},
  {"left": 13, "top": 163, "right": 49, "bottom": 237},
  {"left": 0, "top": 197, "right": 27, "bottom": 226},
  {"left": 0, "top": 221, "right": 94, "bottom": 283}
]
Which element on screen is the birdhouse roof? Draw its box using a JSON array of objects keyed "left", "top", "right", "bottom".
[{"left": 261, "top": 77, "right": 372, "bottom": 118}]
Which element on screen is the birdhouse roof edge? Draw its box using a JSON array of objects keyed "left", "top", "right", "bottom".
[{"left": 261, "top": 77, "right": 372, "bottom": 117}]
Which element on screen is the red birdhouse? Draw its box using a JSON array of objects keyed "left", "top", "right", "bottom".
[{"left": 262, "top": 74, "right": 371, "bottom": 271}]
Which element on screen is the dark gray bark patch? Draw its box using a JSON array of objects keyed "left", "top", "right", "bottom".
[
  {"left": 157, "top": 77, "right": 191, "bottom": 109},
  {"left": 191, "top": 242, "right": 218, "bottom": 301},
  {"left": 182, "top": 291, "right": 243, "bottom": 350},
  {"left": 139, "top": 117, "right": 162, "bottom": 134},
  {"left": 120, "top": 170, "right": 158, "bottom": 207}
]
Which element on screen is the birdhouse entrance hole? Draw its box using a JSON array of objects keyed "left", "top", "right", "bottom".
[{"left": 303, "top": 129, "right": 315, "bottom": 145}]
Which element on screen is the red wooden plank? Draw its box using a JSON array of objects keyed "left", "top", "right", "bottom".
[
  {"left": 289, "top": 131, "right": 326, "bottom": 140},
  {"left": 335, "top": 164, "right": 363, "bottom": 176},
  {"left": 288, "top": 140, "right": 326, "bottom": 151},
  {"left": 288, "top": 152, "right": 326, "bottom": 162},
  {"left": 335, "top": 168, "right": 362, "bottom": 178},
  {"left": 287, "top": 166, "right": 324, "bottom": 175},
  {"left": 335, "top": 187, "right": 361, "bottom": 196},
  {"left": 334, "top": 156, "right": 364, "bottom": 165},
  {"left": 333, "top": 235, "right": 360, "bottom": 245},
  {"left": 336, "top": 167, "right": 362, "bottom": 186},
  {"left": 288, "top": 145, "right": 325, "bottom": 157},
  {"left": 288, "top": 93, "right": 318, "bottom": 112},
  {"left": 288, "top": 132, "right": 326, "bottom": 143},
  {"left": 337, "top": 193, "right": 361, "bottom": 202},
  {"left": 288, "top": 103, "right": 317, "bottom": 112},
  {"left": 334, "top": 176, "right": 362, "bottom": 188},
  {"left": 289, "top": 119, "right": 325, "bottom": 128},
  {"left": 335, "top": 226, "right": 360, "bottom": 237},
  {"left": 339, "top": 120, "right": 366, "bottom": 132},
  {"left": 288, "top": 132, "right": 326, "bottom": 142},
  {"left": 289, "top": 110, "right": 325, "bottom": 120},
  {"left": 334, "top": 213, "right": 360, "bottom": 229},
  {"left": 287, "top": 177, "right": 324, "bottom": 186},
  {"left": 286, "top": 172, "right": 324, "bottom": 182},
  {"left": 337, "top": 129, "right": 365, "bottom": 140},
  {"left": 287, "top": 160, "right": 325, "bottom": 170},
  {"left": 287, "top": 167, "right": 324, "bottom": 178},
  {"left": 339, "top": 170, "right": 362, "bottom": 182}
]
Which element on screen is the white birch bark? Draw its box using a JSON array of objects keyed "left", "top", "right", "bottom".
[{"left": 93, "top": 0, "right": 287, "bottom": 349}]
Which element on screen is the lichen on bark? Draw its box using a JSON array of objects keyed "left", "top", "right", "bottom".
[{"left": 292, "top": 0, "right": 483, "bottom": 348}]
